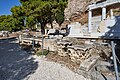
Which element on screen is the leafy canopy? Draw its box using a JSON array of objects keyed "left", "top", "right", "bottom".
[
  {"left": 19, "top": 0, "right": 68, "bottom": 30},
  {"left": 0, "top": 0, "right": 68, "bottom": 32}
]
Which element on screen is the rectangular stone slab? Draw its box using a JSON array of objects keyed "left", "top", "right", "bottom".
[
  {"left": 79, "top": 56, "right": 99, "bottom": 71},
  {"left": 68, "top": 44, "right": 92, "bottom": 51}
]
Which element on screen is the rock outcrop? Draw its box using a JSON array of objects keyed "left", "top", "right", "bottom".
[{"left": 64, "top": 0, "right": 106, "bottom": 21}]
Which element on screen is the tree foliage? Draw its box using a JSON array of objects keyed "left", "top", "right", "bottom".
[
  {"left": 0, "top": 0, "right": 68, "bottom": 32},
  {"left": 19, "top": 0, "right": 68, "bottom": 33},
  {"left": 0, "top": 15, "right": 24, "bottom": 31}
]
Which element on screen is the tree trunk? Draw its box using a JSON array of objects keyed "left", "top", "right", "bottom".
[{"left": 41, "top": 23, "right": 45, "bottom": 34}]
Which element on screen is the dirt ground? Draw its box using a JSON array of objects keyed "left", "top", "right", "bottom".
[
  {"left": 46, "top": 52, "right": 80, "bottom": 72},
  {"left": 0, "top": 38, "right": 88, "bottom": 80}
]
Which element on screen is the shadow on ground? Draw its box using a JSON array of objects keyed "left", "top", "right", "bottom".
[
  {"left": 100, "top": 16, "right": 120, "bottom": 73},
  {"left": 0, "top": 38, "right": 38, "bottom": 80}
]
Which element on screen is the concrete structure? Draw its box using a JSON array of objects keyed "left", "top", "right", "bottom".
[{"left": 67, "top": 22, "right": 82, "bottom": 36}]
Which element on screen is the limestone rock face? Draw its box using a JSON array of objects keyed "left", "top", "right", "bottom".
[{"left": 64, "top": 0, "right": 105, "bottom": 20}]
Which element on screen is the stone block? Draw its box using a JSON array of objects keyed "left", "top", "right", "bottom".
[
  {"left": 44, "top": 39, "right": 57, "bottom": 51},
  {"left": 79, "top": 56, "right": 99, "bottom": 71},
  {"left": 58, "top": 49, "right": 68, "bottom": 57},
  {"left": 68, "top": 44, "right": 92, "bottom": 51}
]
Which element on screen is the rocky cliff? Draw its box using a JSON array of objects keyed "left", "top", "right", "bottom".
[{"left": 64, "top": 0, "right": 105, "bottom": 23}]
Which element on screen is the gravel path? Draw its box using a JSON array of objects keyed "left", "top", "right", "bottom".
[
  {"left": 25, "top": 56, "right": 89, "bottom": 80},
  {"left": 0, "top": 38, "right": 89, "bottom": 80}
]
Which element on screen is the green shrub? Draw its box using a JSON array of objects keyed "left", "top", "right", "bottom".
[{"left": 36, "top": 49, "right": 49, "bottom": 56}]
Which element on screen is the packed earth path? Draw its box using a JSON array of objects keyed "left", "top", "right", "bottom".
[{"left": 0, "top": 38, "right": 89, "bottom": 80}]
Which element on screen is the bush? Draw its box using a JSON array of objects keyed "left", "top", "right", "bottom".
[{"left": 36, "top": 49, "right": 49, "bottom": 56}]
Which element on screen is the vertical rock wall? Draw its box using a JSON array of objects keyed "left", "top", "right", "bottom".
[{"left": 64, "top": 0, "right": 105, "bottom": 20}]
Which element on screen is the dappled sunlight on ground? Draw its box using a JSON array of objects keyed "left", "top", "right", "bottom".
[{"left": 0, "top": 38, "right": 38, "bottom": 80}]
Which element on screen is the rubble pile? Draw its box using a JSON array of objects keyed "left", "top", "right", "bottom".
[
  {"left": 19, "top": 33, "right": 112, "bottom": 65},
  {"left": 67, "top": 44, "right": 92, "bottom": 64},
  {"left": 55, "top": 38, "right": 112, "bottom": 64},
  {"left": 53, "top": 38, "right": 114, "bottom": 80},
  {"left": 57, "top": 41, "right": 72, "bottom": 57},
  {"left": 91, "top": 43, "right": 112, "bottom": 60},
  {"left": 19, "top": 33, "right": 118, "bottom": 80}
]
